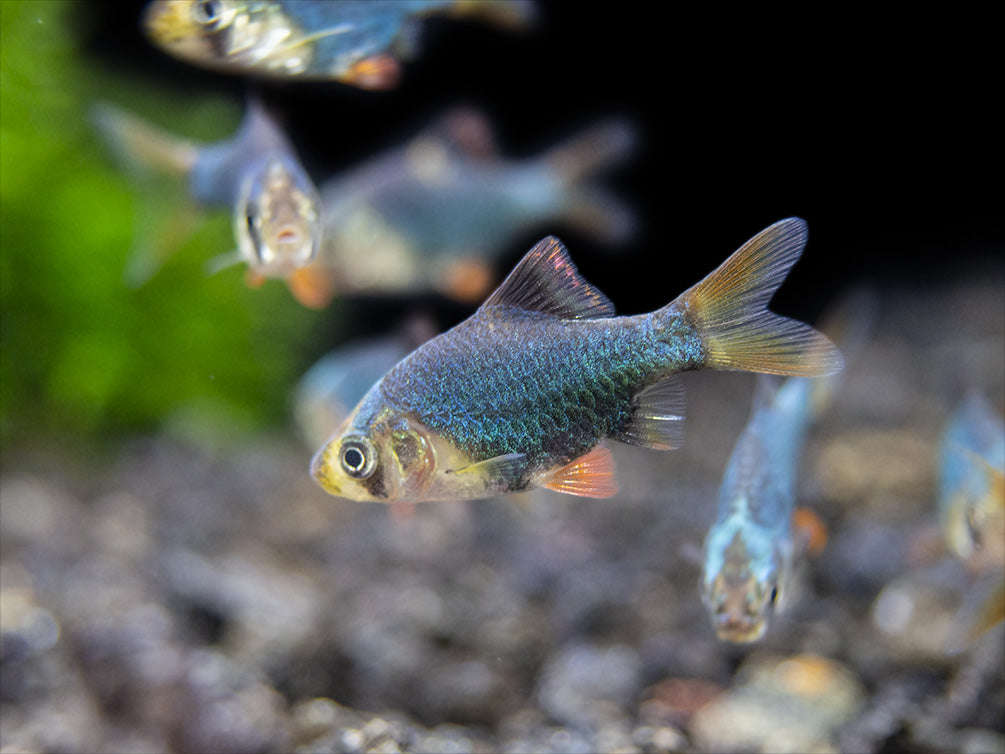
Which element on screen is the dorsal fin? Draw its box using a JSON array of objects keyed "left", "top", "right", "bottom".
[
  {"left": 434, "top": 108, "right": 498, "bottom": 159},
  {"left": 478, "top": 236, "right": 615, "bottom": 319}
]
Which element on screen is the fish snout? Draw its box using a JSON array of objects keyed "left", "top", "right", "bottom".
[
  {"left": 276, "top": 226, "right": 302, "bottom": 245},
  {"left": 272, "top": 223, "right": 318, "bottom": 267},
  {"left": 713, "top": 610, "right": 767, "bottom": 643},
  {"left": 310, "top": 445, "right": 340, "bottom": 496}
]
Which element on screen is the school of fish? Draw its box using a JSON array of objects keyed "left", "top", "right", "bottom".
[
  {"left": 316, "top": 108, "right": 636, "bottom": 302},
  {"left": 96, "top": 0, "right": 1005, "bottom": 650}
]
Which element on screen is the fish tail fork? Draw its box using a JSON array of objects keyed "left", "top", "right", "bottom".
[
  {"left": 544, "top": 119, "right": 637, "bottom": 244},
  {"left": 681, "top": 218, "right": 843, "bottom": 378}
]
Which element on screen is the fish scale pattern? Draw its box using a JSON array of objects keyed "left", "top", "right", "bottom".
[{"left": 378, "top": 307, "right": 687, "bottom": 471}]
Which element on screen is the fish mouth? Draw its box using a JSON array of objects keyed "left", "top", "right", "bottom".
[
  {"left": 142, "top": 1, "right": 198, "bottom": 51},
  {"left": 309, "top": 447, "right": 340, "bottom": 496},
  {"left": 275, "top": 227, "right": 304, "bottom": 248},
  {"left": 713, "top": 613, "right": 767, "bottom": 643}
]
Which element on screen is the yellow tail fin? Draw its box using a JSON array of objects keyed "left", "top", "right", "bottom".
[{"left": 683, "top": 218, "right": 843, "bottom": 377}]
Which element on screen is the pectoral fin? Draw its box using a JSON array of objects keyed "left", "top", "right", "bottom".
[
  {"left": 288, "top": 266, "right": 336, "bottom": 309},
  {"left": 542, "top": 444, "right": 618, "bottom": 498},
  {"left": 345, "top": 54, "right": 401, "bottom": 90},
  {"left": 244, "top": 269, "right": 267, "bottom": 289},
  {"left": 439, "top": 256, "right": 495, "bottom": 303},
  {"left": 205, "top": 250, "right": 245, "bottom": 276},
  {"left": 792, "top": 507, "right": 828, "bottom": 557},
  {"left": 447, "top": 452, "right": 527, "bottom": 493}
]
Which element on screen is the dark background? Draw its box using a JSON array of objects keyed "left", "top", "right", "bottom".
[{"left": 75, "top": 1, "right": 1003, "bottom": 331}]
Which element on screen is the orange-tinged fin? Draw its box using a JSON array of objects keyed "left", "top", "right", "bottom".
[
  {"left": 244, "top": 269, "right": 266, "bottom": 289},
  {"left": 682, "top": 218, "right": 844, "bottom": 377},
  {"left": 345, "top": 54, "right": 401, "bottom": 90},
  {"left": 543, "top": 445, "right": 619, "bottom": 498},
  {"left": 792, "top": 507, "right": 828, "bottom": 557},
  {"left": 439, "top": 257, "right": 496, "bottom": 303},
  {"left": 391, "top": 500, "right": 417, "bottom": 521},
  {"left": 123, "top": 199, "right": 201, "bottom": 287},
  {"left": 451, "top": 0, "right": 537, "bottom": 30},
  {"left": 288, "top": 266, "right": 336, "bottom": 309}
]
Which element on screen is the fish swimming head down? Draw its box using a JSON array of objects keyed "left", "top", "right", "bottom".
[
  {"left": 701, "top": 519, "right": 791, "bottom": 642},
  {"left": 235, "top": 155, "right": 322, "bottom": 278}
]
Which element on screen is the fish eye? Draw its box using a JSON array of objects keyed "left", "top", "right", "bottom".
[
  {"left": 244, "top": 212, "right": 269, "bottom": 263},
  {"left": 191, "top": 0, "right": 224, "bottom": 27},
  {"left": 340, "top": 438, "right": 376, "bottom": 479},
  {"left": 767, "top": 585, "right": 779, "bottom": 606},
  {"left": 966, "top": 508, "right": 985, "bottom": 549}
]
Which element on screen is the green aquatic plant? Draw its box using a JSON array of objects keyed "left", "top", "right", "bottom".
[{"left": 1, "top": 0, "right": 326, "bottom": 446}]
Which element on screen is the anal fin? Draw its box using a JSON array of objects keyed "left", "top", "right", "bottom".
[
  {"left": 614, "top": 376, "right": 686, "bottom": 450},
  {"left": 345, "top": 54, "right": 401, "bottom": 90},
  {"left": 792, "top": 507, "right": 828, "bottom": 557},
  {"left": 542, "top": 444, "right": 618, "bottom": 498},
  {"left": 288, "top": 265, "right": 336, "bottom": 309}
]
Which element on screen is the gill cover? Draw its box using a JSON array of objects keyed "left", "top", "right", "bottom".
[{"left": 314, "top": 414, "right": 436, "bottom": 502}]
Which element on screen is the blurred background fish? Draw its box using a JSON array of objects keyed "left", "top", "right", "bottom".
[
  {"left": 701, "top": 373, "right": 818, "bottom": 643},
  {"left": 142, "top": 0, "right": 536, "bottom": 89},
  {"left": 292, "top": 315, "right": 436, "bottom": 450},
  {"left": 92, "top": 95, "right": 331, "bottom": 307},
  {"left": 316, "top": 108, "right": 637, "bottom": 303},
  {"left": 938, "top": 391, "right": 1005, "bottom": 649},
  {"left": 701, "top": 289, "right": 875, "bottom": 643},
  {"left": 938, "top": 391, "right": 1005, "bottom": 568}
]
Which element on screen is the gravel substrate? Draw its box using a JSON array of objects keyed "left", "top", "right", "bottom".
[{"left": 2, "top": 267, "right": 1003, "bottom": 753}]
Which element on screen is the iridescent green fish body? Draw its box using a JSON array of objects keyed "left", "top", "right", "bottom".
[{"left": 311, "top": 218, "right": 843, "bottom": 503}]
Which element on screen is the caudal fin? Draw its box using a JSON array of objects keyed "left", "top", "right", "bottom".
[
  {"left": 90, "top": 102, "right": 197, "bottom": 178},
  {"left": 681, "top": 218, "right": 843, "bottom": 377},
  {"left": 91, "top": 102, "right": 202, "bottom": 287},
  {"left": 544, "top": 119, "right": 636, "bottom": 184},
  {"left": 544, "top": 119, "right": 637, "bottom": 244}
]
